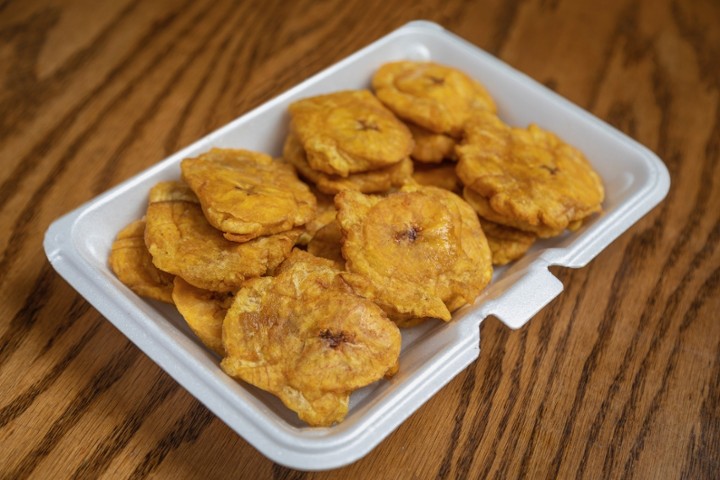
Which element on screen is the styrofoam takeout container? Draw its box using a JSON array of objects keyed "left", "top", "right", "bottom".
[{"left": 43, "top": 21, "right": 669, "bottom": 470}]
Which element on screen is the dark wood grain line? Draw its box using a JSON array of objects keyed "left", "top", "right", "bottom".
[
  {"left": 0, "top": 0, "right": 141, "bottom": 144},
  {"left": 680, "top": 427, "right": 698, "bottom": 480},
  {"left": 596, "top": 223, "right": 713, "bottom": 476},
  {"left": 38, "top": 294, "right": 92, "bottom": 357},
  {"left": 576, "top": 232, "right": 684, "bottom": 478},
  {"left": 616, "top": 3, "right": 654, "bottom": 68},
  {"left": 621, "top": 264, "right": 720, "bottom": 479},
  {"left": 244, "top": 0, "right": 290, "bottom": 63},
  {"left": 577, "top": 22, "right": 686, "bottom": 474},
  {"left": 432, "top": 0, "right": 479, "bottom": 39},
  {"left": 127, "top": 401, "right": 215, "bottom": 479},
  {"left": 493, "top": 299, "right": 563, "bottom": 478},
  {"left": 449, "top": 214, "right": 576, "bottom": 480},
  {"left": 229, "top": 0, "right": 357, "bottom": 107},
  {"left": 272, "top": 463, "right": 307, "bottom": 480},
  {"left": 197, "top": 0, "right": 300, "bottom": 129},
  {"left": 92, "top": 0, "right": 237, "bottom": 192},
  {"left": 5, "top": 344, "right": 140, "bottom": 480},
  {"left": 647, "top": 51, "right": 679, "bottom": 174},
  {"left": 367, "top": 1, "right": 419, "bottom": 37},
  {"left": 518, "top": 401, "right": 546, "bottom": 476},
  {"left": 436, "top": 367, "right": 477, "bottom": 480},
  {"left": 242, "top": 0, "right": 321, "bottom": 64},
  {"left": 451, "top": 326, "right": 510, "bottom": 479},
  {"left": 486, "top": 0, "right": 524, "bottom": 56},
  {"left": 582, "top": 202, "right": 708, "bottom": 478},
  {"left": 518, "top": 266, "right": 593, "bottom": 478},
  {"left": 679, "top": 317, "right": 720, "bottom": 480},
  {"left": 162, "top": 1, "right": 257, "bottom": 154},
  {"left": 405, "top": 0, "right": 441, "bottom": 20},
  {"left": 539, "top": 0, "right": 560, "bottom": 11},
  {"left": 671, "top": 0, "right": 720, "bottom": 89},
  {"left": 586, "top": 2, "right": 641, "bottom": 112},
  {"left": 234, "top": 0, "right": 406, "bottom": 112},
  {"left": 261, "top": 0, "right": 333, "bottom": 59},
  {"left": 605, "top": 220, "right": 720, "bottom": 477},
  {"left": 598, "top": 94, "right": 718, "bottom": 475},
  {"left": 199, "top": 0, "right": 312, "bottom": 131},
  {"left": 309, "top": 0, "right": 411, "bottom": 69},
  {"left": 0, "top": 7, "right": 62, "bottom": 133},
  {"left": 228, "top": 0, "right": 298, "bottom": 105},
  {"left": 0, "top": 0, "right": 191, "bottom": 216},
  {"left": 198, "top": 6, "right": 264, "bottom": 134},
  {"left": 481, "top": 328, "right": 528, "bottom": 479},
  {"left": 581, "top": 2, "right": 711, "bottom": 459},
  {"left": 198, "top": 32, "right": 248, "bottom": 133},
  {"left": 542, "top": 78, "right": 558, "bottom": 92},
  {"left": 70, "top": 373, "right": 179, "bottom": 479},
  {"left": 709, "top": 100, "right": 720, "bottom": 171},
  {"left": 595, "top": 240, "right": 691, "bottom": 477},
  {"left": 548, "top": 216, "right": 663, "bottom": 477},
  {"left": 604, "top": 101, "right": 638, "bottom": 139},
  {"left": 0, "top": 1, "right": 204, "bottom": 294},
  {"left": 357, "top": 3, "right": 418, "bottom": 51},
  {"left": 0, "top": 317, "right": 100, "bottom": 429},
  {"left": 0, "top": 265, "right": 56, "bottom": 366}
]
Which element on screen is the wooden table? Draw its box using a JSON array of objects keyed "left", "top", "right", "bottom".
[{"left": 1, "top": 0, "right": 718, "bottom": 478}]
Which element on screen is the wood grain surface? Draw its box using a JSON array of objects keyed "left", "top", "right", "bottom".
[{"left": 1, "top": 0, "right": 718, "bottom": 478}]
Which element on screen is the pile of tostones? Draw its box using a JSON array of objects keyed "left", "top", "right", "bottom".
[{"left": 109, "top": 61, "right": 604, "bottom": 426}]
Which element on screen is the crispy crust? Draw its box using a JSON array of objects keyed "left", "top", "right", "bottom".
[
  {"left": 181, "top": 148, "right": 316, "bottom": 242},
  {"left": 407, "top": 122, "right": 456, "bottom": 163},
  {"left": 297, "top": 190, "right": 337, "bottom": 246},
  {"left": 456, "top": 112, "right": 604, "bottom": 237},
  {"left": 412, "top": 161, "right": 462, "bottom": 194},
  {"left": 373, "top": 61, "right": 496, "bottom": 137},
  {"left": 221, "top": 250, "right": 401, "bottom": 426},
  {"left": 307, "top": 220, "right": 345, "bottom": 270},
  {"left": 283, "top": 133, "right": 413, "bottom": 194},
  {"left": 172, "top": 277, "right": 233, "bottom": 356},
  {"left": 336, "top": 185, "right": 493, "bottom": 323},
  {"left": 289, "top": 90, "right": 413, "bottom": 177},
  {"left": 144, "top": 181, "right": 300, "bottom": 292},
  {"left": 478, "top": 218, "right": 536, "bottom": 265},
  {"left": 109, "top": 219, "right": 174, "bottom": 303}
]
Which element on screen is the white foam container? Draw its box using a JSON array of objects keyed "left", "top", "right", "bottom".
[{"left": 43, "top": 21, "right": 669, "bottom": 471}]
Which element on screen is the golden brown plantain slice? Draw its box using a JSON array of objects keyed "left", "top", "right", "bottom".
[
  {"left": 172, "top": 277, "right": 233, "bottom": 356},
  {"left": 307, "top": 221, "right": 344, "bottom": 269},
  {"left": 221, "top": 250, "right": 401, "bottom": 426},
  {"left": 109, "top": 219, "right": 174, "bottom": 303},
  {"left": 478, "top": 218, "right": 536, "bottom": 265},
  {"left": 463, "top": 186, "right": 557, "bottom": 236},
  {"left": 336, "top": 185, "right": 493, "bottom": 323},
  {"left": 181, "top": 148, "right": 316, "bottom": 243},
  {"left": 456, "top": 112, "right": 605, "bottom": 237},
  {"left": 412, "top": 161, "right": 462, "bottom": 194},
  {"left": 297, "top": 190, "right": 337, "bottom": 246},
  {"left": 144, "top": 181, "right": 300, "bottom": 292},
  {"left": 283, "top": 133, "right": 413, "bottom": 194},
  {"left": 407, "top": 123, "right": 456, "bottom": 163},
  {"left": 288, "top": 90, "right": 413, "bottom": 177},
  {"left": 373, "top": 61, "right": 496, "bottom": 138}
]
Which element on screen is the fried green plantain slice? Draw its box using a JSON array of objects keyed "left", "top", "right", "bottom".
[
  {"left": 109, "top": 219, "right": 174, "bottom": 303},
  {"left": 336, "top": 185, "right": 493, "bottom": 323},
  {"left": 145, "top": 181, "right": 300, "bottom": 292},
  {"left": 221, "top": 250, "right": 400, "bottom": 426},
  {"left": 181, "top": 148, "right": 316, "bottom": 243}
]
